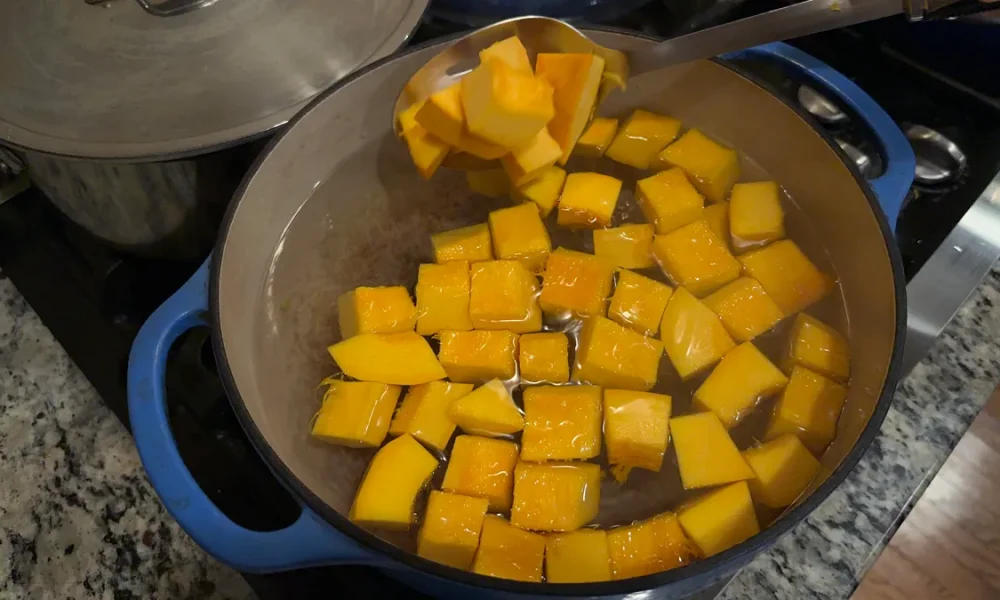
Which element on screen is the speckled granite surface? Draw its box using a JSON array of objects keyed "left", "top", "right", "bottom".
[{"left": 1, "top": 257, "right": 999, "bottom": 599}]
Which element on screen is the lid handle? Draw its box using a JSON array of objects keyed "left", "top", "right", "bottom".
[{"left": 86, "top": 0, "right": 218, "bottom": 17}]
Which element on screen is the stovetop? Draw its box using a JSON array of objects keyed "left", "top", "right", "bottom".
[{"left": 0, "top": 8, "right": 998, "bottom": 600}]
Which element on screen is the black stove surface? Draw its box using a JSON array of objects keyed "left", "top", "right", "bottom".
[{"left": 1, "top": 9, "right": 998, "bottom": 600}]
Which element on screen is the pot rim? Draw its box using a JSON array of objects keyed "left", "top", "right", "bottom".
[{"left": 210, "top": 27, "right": 907, "bottom": 595}]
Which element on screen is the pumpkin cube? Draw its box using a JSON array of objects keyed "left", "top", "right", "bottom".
[
  {"left": 766, "top": 366, "right": 847, "bottom": 454},
  {"left": 438, "top": 330, "right": 519, "bottom": 383},
  {"left": 501, "top": 128, "right": 563, "bottom": 185},
  {"left": 389, "top": 381, "right": 474, "bottom": 451},
  {"left": 511, "top": 461, "right": 601, "bottom": 531},
  {"left": 657, "top": 129, "right": 740, "bottom": 203},
  {"left": 605, "top": 110, "right": 682, "bottom": 169},
  {"left": 557, "top": 172, "right": 622, "bottom": 229},
  {"left": 702, "top": 203, "right": 729, "bottom": 244},
  {"left": 730, "top": 181, "right": 784, "bottom": 250},
  {"left": 604, "top": 389, "right": 671, "bottom": 473},
  {"left": 593, "top": 224, "right": 656, "bottom": 269},
  {"left": 652, "top": 220, "right": 741, "bottom": 297},
  {"left": 670, "top": 412, "right": 753, "bottom": 489},
  {"left": 488, "top": 203, "right": 552, "bottom": 272},
  {"left": 338, "top": 286, "right": 417, "bottom": 338},
  {"left": 311, "top": 381, "right": 402, "bottom": 448},
  {"left": 469, "top": 260, "right": 542, "bottom": 333},
  {"left": 573, "top": 316, "right": 663, "bottom": 391},
  {"left": 472, "top": 516, "right": 546, "bottom": 582},
  {"left": 694, "top": 343, "right": 789, "bottom": 429},
  {"left": 350, "top": 434, "right": 438, "bottom": 529},
  {"left": 535, "top": 53, "right": 605, "bottom": 164},
  {"left": 462, "top": 59, "right": 554, "bottom": 149},
  {"left": 443, "top": 435, "right": 519, "bottom": 511},
  {"left": 397, "top": 100, "right": 423, "bottom": 136},
  {"left": 417, "top": 491, "right": 490, "bottom": 569},
  {"left": 546, "top": 529, "right": 612, "bottom": 583},
  {"left": 539, "top": 248, "right": 615, "bottom": 318},
  {"left": 677, "top": 481, "right": 759, "bottom": 557},
  {"left": 479, "top": 36, "right": 533, "bottom": 74},
  {"left": 702, "top": 277, "right": 783, "bottom": 342},
  {"left": 636, "top": 168, "right": 705, "bottom": 234},
  {"left": 431, "top": 223, "right": 492, "bottom": 264},
  {"left": 606, "top": 512, "right": 694, "bottom": 579},
  {"left": 739, "top": 240, "right": 834, "bottom": 316},
  {"left": 329, "top": 332, "right": 446, "bottom": 386},
  {"left": 574, "top": 117, "right": 618, "bottom": 158},
  {"left": 784, "top": 313, "right": 850, "bottom": 382},
  {"left": 414, "top": 84, "right": 507, "bottom": 160},
  {"left": 659, "top": 287, "right": 736, "bottom": 380},
  {"left": 743, "top": 434, "right": 821, "bottom": 508},
  {"left": 512, "top": 165, "right": 566, "bottom": 217},
  {"left": 518, "top": 332, "right": 570, "bottom": 383},
  {"left": 415, "top": 262, "right": 474, "bottom": 336},
  {"left": 521, "top": 385, "right": 602, "bottom": 461},
  {"left": 608, "top": 269, "right": 673, "bottom": 337},
  {"left": 448, "top": 379, "right": 525, "bottom": 437},
  {"left": 466, "top": 168, "right": 511, "bottom": 199},
  {"left": 398, "top": 104, "right": 450, "bottom": 180}
]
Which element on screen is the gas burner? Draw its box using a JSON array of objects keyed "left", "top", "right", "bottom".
[
  {"left": 798, "top": 85, "right": 848, "bottom": 125},
  {"left": 906, "top": 124, "right": 967, "bottom": 186}
]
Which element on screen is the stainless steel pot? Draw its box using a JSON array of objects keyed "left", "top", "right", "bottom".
[{"left": 128, "top": 30, "right": 912, "bottom": 596}]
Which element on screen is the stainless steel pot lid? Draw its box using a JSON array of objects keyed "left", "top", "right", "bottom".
[{"left": 0, "top": 0, "right": 428, "bottom": 161}]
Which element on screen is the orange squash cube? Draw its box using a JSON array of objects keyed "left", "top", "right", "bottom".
[
  {"left": 604, "top": 389, "right": 671, "bottom": 473},
  {"left": 488, "top": 203, "right": 552, "bottom": 272},
  {"left": 415, "top": 262, "right": 474, "bottom": 336},
  {"left": 659, "top": 287, "right": 736, "bottom": 380},
  {"left": 512, "top": 165, "right": 566, "bottom": 217},
  {"left": 573, "top": 316, "right": 663, "bottom": 391},
  {"left": 535, "top": 53, "right": 606, "bottom": 164},
  {"left": 574, "top": 117, "right": 618, "bottom": 158},
  {"left": 608, "top": 269, "right": 674, "bottom": 337},
  {"left": 417, "top": 491, "right": 490, "bottom": 569},
  {"left": 539, "top": 248, "right": 615, "bottom": 318},
  {"left": 466, "top": 168, "right": 511, "bottom": 199},
  {"left": 606, "top": 512, "right": 694, "bottom": 579},
  {"left": 702, "top": 203, "right": 729, "bottom": 244},
  {"left": 479, "top": 36, "right": 533, "bottom": 74},
  {"left": 462, "top": 59, "right": 554, "bottom": 149},
  {"left": 702, "top": 277, "right": 783, "bottom": 342},
  {"left": 784, "top": 313, "right": 850, "bottom": 382},
  {"left": 766, "top": 366, "right": 847, "bottom": 454},
  {"left": 472, "top": 516, "right": 546, "bottom": 582},
  {"left": 501, "top": 128, "right": 563, "bottom": 185},
  {"left": 605, "top": 110, "right": 682, "bottom": 169},
  {"left": 521, "top": 385, "right": 602, "bottom": 461},
  {"left": 670, "top": 412, "right": 753, "bottom": 490},
  {"left": 431, "top": 223, "right": 493, "bottom": 264},
  {"left": 518, "top": 332, "right": 570, "bottom": 383},
  {"left": 694, "top": 343, "right": 789, "bottom": 429},
  {"left": 438, "top": 330, "right": 519, "bottom": 383},
  {"left": 511, "top": 461, "right": 601, "bottom": 531},
  {"left": 593, "top": 224, "right": 656, "bottom": 269},
  {"left": 311, "top": 381, "right": 402, "bottom": 448},
  {"left": 546, "top": 530, "right": 612, "bottom": 583},
  {"left": 557, "top": 172, "right": 622, "bottom": 229},
  {"left": 443, "top": 435, "right": 519, "bottom": 512},
  {"left": 636, "top": 168, "right": 705, "bottom": 234},
  {"left": 448, "top": 379, "right": 524, "bottom": 437},
  {"left": 730, "top": 181, "right": 784, "bottom": 250},
  {"left": 329, "top": 332, "right": 447, "bottom": 386},
  {"left": 469, "top": 260, "right": 543, "bottom": 333},
  {"left": 657, "top": 129, "right": 740, "bottom": 203},
  {"left": 350, "top": 434, "right": 439, "bottom": 530},
  {"left": 389, "top": 381, "right": 474, "bottom": 451},
  {"left": 398, "top": 103, "right": 450, "bottom": 180},
  {"left": 677, "top": 481, "right": 759, "bottom": 557},
  {"left": 739, "top": 240, "right": 834, "bottom": 316},
  {"left": 337, "top": 286, "right": 417, "bottom": 338},
  {"left": 652, "top": 220, "right": 741, "bottom": 297},
  {"left": 414, "top": 84, "right": 507, "bottom": 160},
  {"left": 743, "top": 434, "right": 821, "bottom": 508}
]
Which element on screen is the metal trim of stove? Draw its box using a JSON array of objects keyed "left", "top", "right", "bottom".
[{"left": 903, "top": 169, "right": 1000, "bottom": 372}]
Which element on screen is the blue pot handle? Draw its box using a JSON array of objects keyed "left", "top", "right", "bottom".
[
  {"left": 127, "top": 260, "right": 383, "bottom": 572},
  {"left": 725, "top": 42, "right": 915, "bottom": 231}
]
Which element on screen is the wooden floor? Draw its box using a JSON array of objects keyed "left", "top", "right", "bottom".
[{"left": 852, "top": 390, "right": 1000, "bottom": 600}]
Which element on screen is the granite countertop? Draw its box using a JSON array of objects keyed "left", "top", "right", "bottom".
[{"left": 1, "top": 261, "right": 999, "bottom": 599}]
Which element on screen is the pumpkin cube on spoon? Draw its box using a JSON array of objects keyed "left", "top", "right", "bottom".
[
  {"left": 557, "top": 172, "right": 622, "bottom": 229},
  {"left": 510, "top": 461, "right": 601, "bottom": 531},
  {"left": 443, "top": 435, "right": 519, "bottom": 512},
  {"left": 488, "top": 203, "right": 551, "bottom": 272},
  {"left": 431, "top": 223, "right": 493, "bottom": 263},
  {"left": 397, "top": 101, "right": 450, "bottom": 179},
  {"left": 608, "top": 269, "right": 673, "bottom": 337},
  {"left": 448, "top": 379, "right": 524, "bottom": 437},
  {"left": 469, "top": 260, "right": 542, "bottom": 333},
  {"left": 659, "top": 287, "right": 735, "bottom": 380},
  {"left": 438, "top": 330, "right": 519, "bottom": 383},
  {"left": 535, "top": 52, "right": 606, "bottom": 164},
  {"left": 479, "top": 36, "right": 533, "bottom": 74},
  {"left": 606, "top": 109, "right": 682, "bottom": 169},
  {"left": 539, "top": 248, "right": 615, "bottom": 318},
  {"left": 593, "top": 223, "right": 656, "bottom": 269},
  {"left": 652, "top": 220, "right": 741, "bottom": 297},
  {"left": 501, "top": 127, "right": 563, "bottom": 185},
  {"left": 657, "top": 129, "right": 740, "bottom": 203},
  {"left": 414, "top": 84, "right": 506, "bottom": 160},
  {"left": 518, "top": 332, "right": 570, "bottom": 383},
  {"left": 415, "top": 262, "right": 473, "bottom": 335},
  {"left": 349, "top": 434, "right": 438, "bottom": 529},
  {"left": 694, "top": 343, "right": 789, "bottom": 429},
  {"left": 521, "top": 385, "right": 602, "bottom": 461},
  {"left": 472, "top": 516, "right": 546, "bottom": 582},
  {"left": 462, "top": 59, "right": 554, "bottom": 150},
  {"left": 417, "top": 491, "right": 489, "bottom": 569},
  {"left": 389, "top": 381, "right": 474, "bottom": 451},
  {"left": 573, "top": 316, "right": 663, "bottom": 391},
  {"left": 338, "top": 285, "right": 417, "bottom": 338},
  {"left": 311, "top": 381, "right": 402, "bottom": 448}
]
